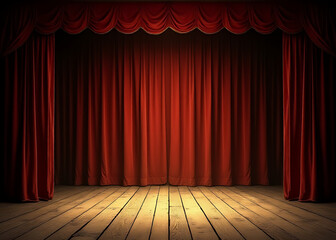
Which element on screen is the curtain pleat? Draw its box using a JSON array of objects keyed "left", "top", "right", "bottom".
[
  {"left": 1, "top": 3, "right": 335, "bottom": 202},
  {"left": 1, "top": 32, "right": 54, "bottom": 201},
  {"left": 55, "top": 29, "right": 283, "bottom": 187},
  {"left": 283, "top": 32, "right": 336, "bottom": 201},
  {"left": 2, "top": 3, "right": 335, "bottom": 57}
]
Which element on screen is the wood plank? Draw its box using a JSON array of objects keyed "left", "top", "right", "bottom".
[
  {"left": 127, "top": 186, "right": 159, "bottom": 240},
  {"left": 98, "top": 186, "right": 150, "bottom": 240},
  {"left": 16, "top": 187, "right": 120, "bottom": 240},
  {"left": 189, "top": 187, "right": 243, "bottom": 240},
  {"left": 0, "top": 186, "right": 87, "bottom": 222},
  {"left": 251, "top": 186, "right": 336, "bottom": 222},
  {"left": 46, "top": 187, "right": 128, "bottom": 240},
  {"left": 169, "top": 186, "right": 191, "bottom": 240},
  {"left": 234, "top": 186, "right": 336, "bottom": 236},
  {"left": 0, "top": 187, "right": 107, "bottom": 239},
  {"left": 217, "top": 186, "right": 322, "bottom": 240},
  {"left": 70, "top": 186, "right": 139, "bottom": 240},
  {"left": 178, "top": 186, "right": 218, "bottom": 240},
  {"left": 150, "top": 185, "right": 169, "bottom": 240},
  {"left": 0, "top": 185, "right": 69, "bottom": 209},
  {"left": 0, "top": 185, "right": 334, "bottom": 240},
  {"left": 200, "top": 186, "right": 270, "bottom": 240},
  {"left": 0, "top": 186, "right": 103, "bottom": 237}
]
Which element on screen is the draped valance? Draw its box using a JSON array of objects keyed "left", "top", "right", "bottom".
[{"left": 1, "top": 2, "right": 335, "bottom": 56}]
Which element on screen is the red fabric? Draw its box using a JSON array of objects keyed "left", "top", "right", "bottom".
[
  {"left": 283, "top": 32, "right": 336, "bottom": 201},
  {"left": 1, "top": 32, "right": 54, "bottom": 201},
  {"left": 0, "top": 4, "right": 36, "bottom": 56},
  {"left": 55, "top": 29, "right": 283, "bottom": 186},
  {"left": 303, "top": 4, "right": 336, "bottom": 57},
  {"left": 1, "top": 3, "right": 335, "bottom": 56},
  {"left": 1, "top": 2, "right": 335, "bottom": 202}
]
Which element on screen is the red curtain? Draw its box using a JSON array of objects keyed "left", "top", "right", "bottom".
[
  {"left": 55, "top": 29, "right": 283, "bottom": 186},
  {"left": 1, "top": 2, "right": 335, "bottom": 202},
  {"left": 1, "top": 3, "right": 335, "bottom": 56},
  {"left": 283, "top": 32, "right": 336, "bottom": 201},
  {"left": 1, "top": 32, "right": 54, "bottom": 201},
  {"left": 302, "top": 5, "right": 336, "bottom": 57}
]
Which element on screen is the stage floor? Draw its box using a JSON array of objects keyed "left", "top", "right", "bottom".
[{"left": 0, "top": 185, "right": 335, "bottom": 240}]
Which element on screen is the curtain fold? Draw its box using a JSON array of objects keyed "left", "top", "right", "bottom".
[
  {"left": 283, "top": 32, "right": 336, "bottom": 201},
  {"left": 1, "top": 2, "right": 335, "bottom": 202},
  {"left": 1, "top": 3, "right": 335, "bottom": 56},
  {"left": 55, "top": 29, "right": 283, "bottom": 186},
  {"left": 1, "top": 32, "right": 54, "bottom": 201},
  {"left": 303, "top": 4, "right": 336, "bottom": 57}
]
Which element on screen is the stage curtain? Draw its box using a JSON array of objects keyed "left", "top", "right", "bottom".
[
  {"left": 1, "top": 3, "right": 335, "bottom": 56},
  {"left": 303, "top": 4, "right": 336, "bottom": 57},
  {"left": 55, "top": 29, "right": 282, "bottom": 186},
  {"left": 283, "top": 32, "right": 336, "bottom": 201},
  {"left": 1, "top": 32, "right": 55, "bottom": 201},
  {"left": 1, "top": 2, "right": 335, "bottom": 202}
]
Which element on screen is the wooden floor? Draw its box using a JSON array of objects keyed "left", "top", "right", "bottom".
[{"left": 0, "top": 185, "right": 335, "bottom": 240}]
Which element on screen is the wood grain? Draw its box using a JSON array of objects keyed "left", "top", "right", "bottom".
[
  {"left": 150, "top": 185, "right": 169, "bottom": 240},
  {"left": 99, "top": 186, "right": 150, "bottom": 240},
  {"left": 189, "top": 186, "right": 243, "bottom": 240},
  {"left": 127, "top": 186, "right": 159, "bottom": 240},
  {"left": 71, "top": 186, "right": 139, "bottom": 240},
  {"left": 47, "top": 187, "right": 127, "bottom": 240},
  {"left": 0, "top": 185, "right": 334, "bottom": 240},
  {"left": 169, "top": 186, "right": 191, "bottom": 240}
]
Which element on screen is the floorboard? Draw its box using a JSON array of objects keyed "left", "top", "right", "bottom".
[
  {"left": 99, "top": 186, "right": 149, "bottom": 240},
  {"left": 189, "top": 187, "right": 243, "bottom": 240},
  {"left": 0, "top": 185, "right": 335, "bottom": 240},
  {"left": 150, "top": 185, "right": 169, "bottom": 240}
]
